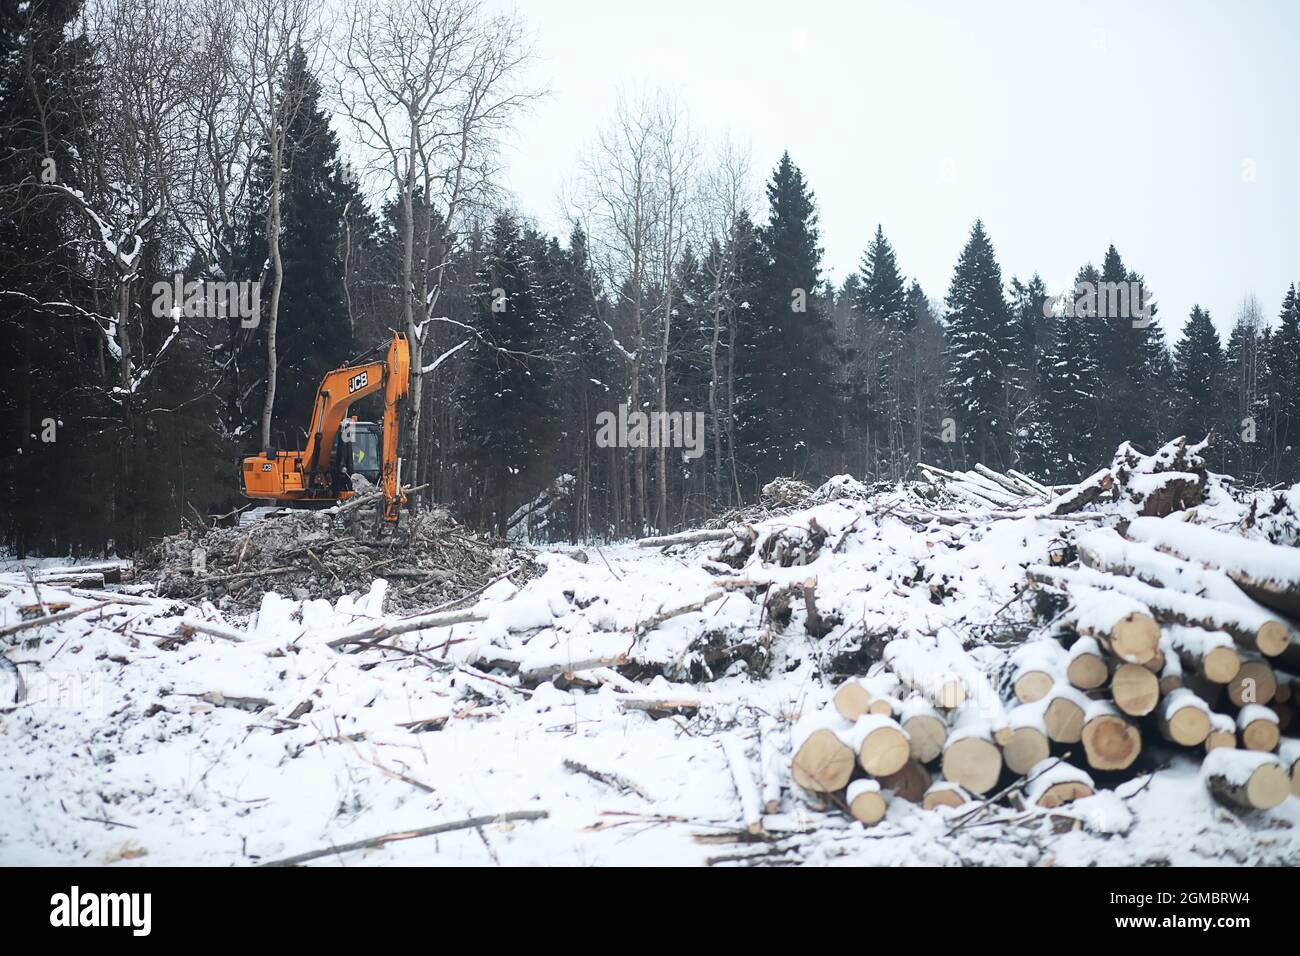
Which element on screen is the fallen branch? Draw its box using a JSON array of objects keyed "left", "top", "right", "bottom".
[
  {"left": 259, "top": 810, "right": 549, "bottom": 866},
  {"left": 636, "top": 528, "right": 738, "bottom": 548},
  {"left": 0, "top": 601, "right": 111, "bottom": 640},
  {"left": 636, "top": 590, "right": 723, "bottom": 636},
  {"left": 720, "top": 733, "right": 764, "bottom": 835},
  {"left": 326, "top": 609, "right": 487, "bottom": 649},
  {"left": 562, "top": 759, "right": 652, "bottom": 800},
  {"left": 178, "top": 618, "right": 248, "bottom": 644}
]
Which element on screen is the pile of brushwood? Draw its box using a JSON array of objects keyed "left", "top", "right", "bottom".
[{"left": 141, "top": 492, "right": 540, "bottom": 614}]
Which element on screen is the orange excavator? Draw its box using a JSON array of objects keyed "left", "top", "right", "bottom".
[{"left": 240, "top": 333, "right": 411, "bottom": 522}]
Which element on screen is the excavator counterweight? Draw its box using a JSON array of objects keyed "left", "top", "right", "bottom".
[{"left": 241, "top": 333, "right": 410, "bottom": 522}]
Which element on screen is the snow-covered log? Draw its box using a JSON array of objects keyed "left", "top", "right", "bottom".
[
  {"left": 1126, "top": 516, "right": 1300, "bottom": 618},
  {"left": 636, "top": 528, "right": 738, "bottom": 548},
  {"left": 1202, "top": 749, "right": 1290, "bottom": 810},
  {"left": 973, "top": 464, "right": 1045, "bottom": 501},
  {"left": 1158, "top": 645, "right": 1184, "bottom": 697},
  {"left": 1066, "top": 636, "right": 1109, "bottom": 691},
  {"left": 831, "top": 673, "right": 899, "bottom": 721},
  {"left": 1025, "top": 759, "right": 1095, "bottom": 808},
  {"left": 1164, "top": 624, "right": 1241, "bottom": 684},
  {"left": 1078, "top": 527, "right": 1291, "bottom": 658},
  {"left": 922, "top": 781, "right": 971, "bottom": 811},
  {"left": 1029, "top": 563, "right": 1291, "bottom": 660},
  {"left": 941, "top": 705, "right": 1003, "bottom": 795},
  {"left": 899, "top": 697, "right": 947, "bottom": 763},
  {"left": 1157, "top": 688, "right": 1212, "bottom": 747},
  {"left": 1011, "top": 640, "right": 1064, "bottom": 703},
  {"left": 1007, "top": 468, "right": 1053, "bottom": 498},
  {"left": 918, "top": 463, "right": 1015, "bottom": 507},
  {"left": 842, "top": 714, "right": 911, "bottom": 777},
  {"left": 1237, "top": 705, "right": 1281, "bottom": 753},
  {"left": 1205, "top": 712, "right": 1237, "bottom": 752},
  {"left": 1050, "top": 578, "right": 1160, "bottom": 664},
  {"left": 1043, "top": 468, "right": 1114, "bottom": 516},
  {"left": 883, "top": 638, "right": 965, "bottom": 709},
  {"left": 1043, "top": 683, "right": 1090, "bottom": 743},
  {"left": 1278, "top": 738, "right": 1300, "bottom": 797},
  {"left": 758, "top": 717, "right": 784, "bottom": 813},
  {"left": 1109, "top": 437, "right": 1209, "bottom": 516},
  {"left": 790, "top": 711, "right": 856, "bottom": 793},
  {"left": 845, "top": 778, "right": 887, "bottom": 825},
  {"left": 1080, "top": 700, "right": 1141, "bottom": 771},
  {"left": 1226, "top": 658, "right": 1278, "bottom": 708},
  {"left": 1003, "top": 701, "right": 1051, "bottom": 775},
  {"left": 1110, "top": 661, "right": 1160, "bottom": 717},
  {"left": 720, "top": 733, "right": 764, "bottom": 835}
]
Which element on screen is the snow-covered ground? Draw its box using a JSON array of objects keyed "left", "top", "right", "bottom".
[{"left": 3, "top": 483, "right": 1299, "bottom": 866}]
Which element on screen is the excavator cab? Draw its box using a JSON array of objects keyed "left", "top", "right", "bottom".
[{"left": 333, "top": 419, "right": 383, "bottom": 492}]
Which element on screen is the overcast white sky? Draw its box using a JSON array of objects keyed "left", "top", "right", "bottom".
[{"left": 495, "top": 0, "right": 1299, "bottom": 340}]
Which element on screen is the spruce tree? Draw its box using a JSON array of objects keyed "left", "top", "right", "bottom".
[
  {"left": 853, "top": 225, "right": 912, "bottom": 477},
  {"left": 457, "top": 212, "right": 555, "bottom": 535},
  {"left": 1024, "top": 310, "right": 1098, "bottom": 479},
  {"left": 1009, "top": 273, "right": 1050, "bottom": 385},
  {"left": 1266, "top": 285, "right": 1300, "bottom": 480},
  {"left": 1173, "top": 306, "right": 1224, "bottom": 442},
  {"left": 943, "top": 219, "right": 1019, "bottom": 467},
  {"left": 0, "top": 0, "right": 104, "bottom": 553},
  {"left": 734, "top": 152, "right": 834, "bottom": 485}
]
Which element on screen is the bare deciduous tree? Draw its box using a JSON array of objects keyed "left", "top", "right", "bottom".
[
  {"left": 698, "top": 133, "right": 752, "bottom": 509},
  {"left": 335, "top": 0, "right": 536, "bottom": 499},
  {"left": 239, "top": 0, "right": 321, "bottom": 452}
]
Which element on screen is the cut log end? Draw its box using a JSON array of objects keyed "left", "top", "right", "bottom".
[
  {"left": 1002, "top": 726, "right": 1051, "bottom": 776},
  {"left": 1241, "top": 719, "right": 1281, "bottom": 754},
  {"left": 1227, "top": 661, "right": 1278, "bottom": 709},
  {"left": 1033, "top": 780, "right": 1095, "bottom": 809},
  {"left": 902, "top": 713, "right": 947, "bottom": 764},
  {"left": 1206, "top": 762, "right": 1290, "bottom": 811},
  {"left": 791, "top": 728, "right": 855, "bottom": 793},
  {"left": 937, "top": 679, "right": 966, "bottom": 710},
  {"left": 1111, "top": 612, "right": 1160, "bottom": 664},
  {"left": 1202, "top": 646, "right": 1242, "bottom": 684},
  {"left": 1081, "top": 714, "right": 1142, "bottom": 771},
  {"left": 1256, "top": 621, "right": 1289, "bottom": 658},
  {"left": 941, "top": 736, "right": 1003, "bottom": 795},
  {"left": 1014, "top": 670, "right": 1054, "bottom": 704},
  {"left": 858, "top": 725, "right": 910, "bottom": 778},
  {"left": 1044, "top": 695, "right": 1086, "bottom": 744},
  {"left": 832, "top": 681, "right": 872, "bottom": 722},
  {"left": 1204, "top": 729, "right": 1237, "bottom": 753},
  {"left": 922, "top": 783, "right": 970, "bottom": 811},
  {"left": 846, "top": 781, "right": 887, "bottom": 825},
  {"left": 1161, "top": 705, "right": 1211, "bottom": 747},
  {"left": 1112, "top": 662, "right": 1160, "bottom": 717},
  {"left": 1066, "top": 653, "right": 1108, "bottom": 691}
]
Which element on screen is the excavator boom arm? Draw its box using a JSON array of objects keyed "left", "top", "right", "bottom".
[{"left": 381, "top": 333, "right": 410, "bottom": 521}]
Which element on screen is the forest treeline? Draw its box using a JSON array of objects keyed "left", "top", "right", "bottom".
[{"left": 2, "top": 0, "right": 1298, "bottom": 555}]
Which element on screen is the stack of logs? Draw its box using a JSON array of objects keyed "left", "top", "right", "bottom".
[{"left": 792, "top": 438, "right": 1300, "bottom": 824}]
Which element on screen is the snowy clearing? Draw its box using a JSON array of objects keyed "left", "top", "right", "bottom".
[{"left": 3, "top": 445, "right": 1300, "bottom": 866}]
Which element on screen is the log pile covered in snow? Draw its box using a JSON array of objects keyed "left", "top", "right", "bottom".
[{"left": 789, "top": 437, "right": 1300, "bottom": 822}]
